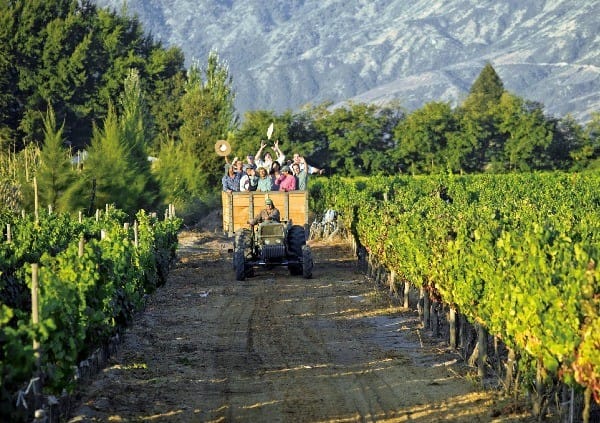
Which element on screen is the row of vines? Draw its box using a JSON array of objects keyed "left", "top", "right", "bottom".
[
  {"left": 311, "top": 172, "right": 600, "bottom": 422},
  {"left": 0, "top": 206, "right": 182, "bottom": 421}
]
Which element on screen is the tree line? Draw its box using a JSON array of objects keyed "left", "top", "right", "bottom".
[{"left": 1, "top": 1, "right": 599, "bottom": 223}]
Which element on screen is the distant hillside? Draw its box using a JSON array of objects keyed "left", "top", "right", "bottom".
[{"left": 92, "top": 0, "right": 600, "bottom": 122}]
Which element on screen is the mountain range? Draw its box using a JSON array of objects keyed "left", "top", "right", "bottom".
[{"left": 91, "top": 0, "right": 600, "bottom": 123}]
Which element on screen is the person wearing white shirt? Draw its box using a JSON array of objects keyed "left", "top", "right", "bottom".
[
  {"left": 239, "top": 165, "right": 258, "bottom": 191},
  {"left": 255, "top": 139, "right": 285, "bottom": 172}
]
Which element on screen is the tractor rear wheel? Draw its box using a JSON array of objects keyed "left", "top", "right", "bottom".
[
  {"left": 288, "top": 225, "right": 306, "bottom": 276},
  {"left": 287, "top": 225, "right": 306, "bottom": 258}
]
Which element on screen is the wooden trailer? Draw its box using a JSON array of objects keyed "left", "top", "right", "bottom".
[{"left": 221, "top": 191, "right": 309, "bottom": 237}]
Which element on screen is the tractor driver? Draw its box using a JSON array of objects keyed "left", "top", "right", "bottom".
[{"left": 248, "top": 198, "right": 280, "bottom": 225}]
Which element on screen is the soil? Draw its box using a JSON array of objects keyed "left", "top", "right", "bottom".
[{"left": 66, "top": 215, "right": 535, "bottom": 422}]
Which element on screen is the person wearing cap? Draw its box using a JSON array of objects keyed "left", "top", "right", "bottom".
[
  {"left": 275, "top": 165, "right": 297, "bottom": 192},
  {"left": 239, "top": 164, "right": 258, "bottom": 192},
  {"left": 222, "top": 163, "right": 241, "bottom": 192},
  {"left": 248, "top": 198, "right": 280, "bottom": 225}
]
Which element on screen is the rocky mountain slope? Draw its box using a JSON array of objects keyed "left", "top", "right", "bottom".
[{"left": 92, "top": 0, "right": 599, "bottom": 122}]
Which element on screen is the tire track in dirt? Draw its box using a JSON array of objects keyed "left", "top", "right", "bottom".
[{"left": 67, "top": 230, "right": 531, "bottom": 422}]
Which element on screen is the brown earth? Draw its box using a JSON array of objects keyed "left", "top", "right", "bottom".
[{"left": 67, "top": 223, "right": 535, "bottom": 422}]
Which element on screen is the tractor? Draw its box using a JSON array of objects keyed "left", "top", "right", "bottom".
[{"left": 233, "top": 220, "right": 313, "bottom": 281}]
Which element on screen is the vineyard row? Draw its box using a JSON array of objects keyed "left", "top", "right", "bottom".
[
  {"left": 312, "top": 172, "right": 600, "bottom": 421},
  {"left": 0, "top": 206, "right": 182, "bottom": 421}
]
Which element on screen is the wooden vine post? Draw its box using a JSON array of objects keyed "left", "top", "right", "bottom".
[
  {"left": 389, "top": 270, "right": 397, "bottom": 296},
  {"left": 431, "top": 300, "right": 440, "bottom": 337},
  {"left": 31, "top": 263, "right": 40, "bottom": 369},
  {"left": 422, "top": 287, "right": 430, "bottom": 329},
  {"left": 33, "top": 176, "right": 39, "bottom": 224},
  {"left": 476, "top": 323, "right": 488, "bottom": 379},
  {"left": 448, "top": 308, "right": 458, "bottom": 348},
  {"left": 403, "top": 281, "right": 410, "bottom": 308}
]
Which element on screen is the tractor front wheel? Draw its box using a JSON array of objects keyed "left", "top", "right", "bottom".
[{"left": 233, "top": 229, "right": 251, "bottom": 281}]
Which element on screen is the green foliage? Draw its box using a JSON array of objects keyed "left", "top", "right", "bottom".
[
  {"left": 60, "top": 73, "right": 160, "bottom": 216},
  {"left": 235, "top": 109, "right": 280, "bottom": 157},
  {"left": 0, "top": 0, "right": 186, "bottom": 151},
  {"left": 497, "top": 94, "right": 554, "bottom": 171},
  {"left": 36, "top": 104, "right": 74, "bottom": 212},
  {"left": 463, "top": 62, "right": 505, "bottom": 113},
  {"left": 393, "top": 102, "right": 463, "bottom": 174},
  {"left": 144, "top": 47, "right": 186, "bottom": 153},
  {"left": 0, "top": 206, "right": 181, "bottom": 418},
  {"left": 62, "top": 104, "right": 135, "bottom": 214},
  {"left": 177, "top": 52, "right": 238, "bottom": 195},
  {"left": 0, "top": 305, "right": 35, "bottom": 421},
  {"left": 314, "top": 172, "right": 600, "bottom": 403},
  {"left": 314, "top": 102, "right": 394, "bottom": 176},
  {"left": 118, "top": 68, "right": 159, "bottom": 210}
]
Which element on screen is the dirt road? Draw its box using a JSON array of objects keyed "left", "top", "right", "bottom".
[{"left": 67, "top": 229, "right": 531, "bottom": 422}]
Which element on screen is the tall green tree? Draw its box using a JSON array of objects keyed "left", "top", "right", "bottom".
[
  {"left": 178, "top": 51, "right": 238, "bottom": 194},
  {"left": 153, "top": 137, "right": 193, "bottom": 205},
  {"left": 393, "top": 102, "right": 461, "bottom": 174},
  {"left": 460, "top": 63, "right": 507, "bottom": 171},
  {"left": 285, "top": 107, "right": 329, "bottom": 166},
  {"left": 36, "top": 104, "right": 74, "bottom": 212},
  {"left": 0, "top": 0, "right": 19, "bottom": 150},
  {"left": 144, "top": 47, "right": 186, "bottom": 153},
  {"left": 120, "top": 69, "right": 151, "bottom": 168},
  {"left": 0, "top": 0, "right": 187, "bottom": 152},
  {"left": 62, "top": 104, "right": 136, "bottom": 215},
  {"left": 118, "top": 68, "right": 159, "bottom": 210},
  {"left": 463, "top": 62, "right": 505, "bottom": 114},
  {"left": 497, "top": 94, "right": 554, "bottom": 171},
  {"left": 547, "top": 114, "right": 589, "bottom": 171},
  {"left": 314, "top": 102, "right": 391, "bottom": 176}
]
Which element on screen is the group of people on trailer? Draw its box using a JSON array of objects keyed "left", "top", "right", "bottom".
[{"left": 222, "top": 139, "right": 325, "bottom": 193}]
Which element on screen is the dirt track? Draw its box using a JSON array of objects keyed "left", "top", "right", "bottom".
[{"left": 67, "top": 229, "right": 532, "bottom": 422}]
